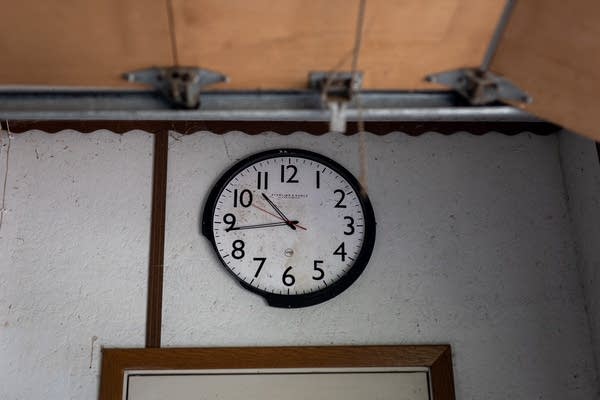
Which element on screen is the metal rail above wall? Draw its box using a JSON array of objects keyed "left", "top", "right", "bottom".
[{"left": 0, "top": 89, "right": 539, "bottom": 122}]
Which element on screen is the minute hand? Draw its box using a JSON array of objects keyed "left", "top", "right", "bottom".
[
  {"left": 261, "top": 193, "right": 296, "bottom": 230},
  {"left": 226, "top": 220, "right": 299, "bottom": 232}
]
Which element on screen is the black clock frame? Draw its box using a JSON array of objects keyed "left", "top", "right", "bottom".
[{"left": 202, "top": 148, "right": 376, "bottom": 308}]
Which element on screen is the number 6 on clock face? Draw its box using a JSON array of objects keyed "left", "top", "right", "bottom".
[{"left": 201, "top": 149, "right": 376, "bottom": 308}]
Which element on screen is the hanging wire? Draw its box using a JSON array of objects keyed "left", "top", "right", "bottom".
[
  {"left": 351, "top": 0, "right": 366, "bottom": 86},
  {"left": 322, "top": 0, "right": 368, "bottom": 191},
  {"left": 0, "top": 121, "right": 12, "bottom": 232},
  {"left": 166, "top": 0, "right": 180, "bottom": 66},
  {"left": 351, "top": 0, "right": 368, "bottom": 192}
]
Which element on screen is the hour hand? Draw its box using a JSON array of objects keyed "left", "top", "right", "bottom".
[
  {"left": 261, "top": 193, "right": 296, "bottom": 230},
  {"left": 226, "top": 220, "right": 299, "bottom": 232}
]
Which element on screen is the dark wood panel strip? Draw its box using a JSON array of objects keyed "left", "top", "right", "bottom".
[
  {"left": 5, "top": 120, "right": 560, "bottom": 136},
  {"left": 145, "top": 131, "right": 168, "bottom": 348}
]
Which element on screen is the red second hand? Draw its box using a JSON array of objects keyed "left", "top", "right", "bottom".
[{"left": 251, "top": 203, "right": 307, "bottom": 231}]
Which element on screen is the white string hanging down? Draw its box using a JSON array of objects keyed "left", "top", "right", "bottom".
[
  {"left": 324, "top": 0, "right": 369, "bottom": 191},
  {"left": 165, "top": 0, "right": 179, "bottom": 66},
  {"left": 351, "top": 0, "right": 368, "bottom": 193},
  {"left": 0, "top": 121, "right": 12, "bottom": 232}
]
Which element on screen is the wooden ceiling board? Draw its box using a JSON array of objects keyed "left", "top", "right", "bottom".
[
  {"left": 0, "top": 0, "right": 510, "bottom": 93},
  {"left": 172, "top": 0, "right": 506, "bottom": 90},
  {"left": 173, "top": 0, "right": 357, "bottom": 90},
  {"left": 0, "top": 0, "right": 173, "bottom": 87},
  {"left": 358, "top": 0, "right": 506, "bottom": 89},
  {"left": 491, "top": 0, "right": 600, "bottom": 140}
]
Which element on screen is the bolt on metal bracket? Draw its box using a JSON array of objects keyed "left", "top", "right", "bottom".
[
  {"left": 308, "top": 71, "right": 363, "bottom": 133},
  {"left": 123, "top": 66, "right": 228, "bottom": 109},
  {"left": 426, "top": 68, "right": 531, "bottom": 105}
]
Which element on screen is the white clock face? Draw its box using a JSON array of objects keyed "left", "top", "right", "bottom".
[{"left": 203, "top": 149, "right": 375, "bottom": 307}]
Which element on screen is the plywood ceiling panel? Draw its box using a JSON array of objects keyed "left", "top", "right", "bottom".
[
  {"left": 173, "top": 0, "right": 506, "bottom": 89},
  {"left": 0, "top": 0, "right": 173, "bottom": 87},
  {"left": 0, "top": 0, "right": 505, "bottom": 90},
  {"left": 491, "top": 0, "right": 600, "bottom": 140}
]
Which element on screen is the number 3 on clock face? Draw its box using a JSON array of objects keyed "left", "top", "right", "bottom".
[{"left": 201, "top": 149, "right": 376, "bottom": 308}]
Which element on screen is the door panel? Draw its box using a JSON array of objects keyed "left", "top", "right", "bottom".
[{"left": 491, "top": 0, "right": 600, "bottom": 140}]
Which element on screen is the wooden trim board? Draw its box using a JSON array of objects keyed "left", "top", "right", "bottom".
[
  {"left": 145, "top": 132, "right": 168, "bottom": 348},
  {"left": 2, "top": 120, "right": 561, "bottom": 136}
]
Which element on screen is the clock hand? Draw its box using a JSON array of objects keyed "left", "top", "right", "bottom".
[
  {"left": 226, "top": 220, "right": 299, "bottom": 232},
  {"left": 251, "top": 203, "right": 308, "bottom": 231},
  {"left": 261, "top": 193, "right": 296, "bottom": 230}
]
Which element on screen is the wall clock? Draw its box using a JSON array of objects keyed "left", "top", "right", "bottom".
[{"left": 202, "top": 149, "right": 376, "bottom": 308}]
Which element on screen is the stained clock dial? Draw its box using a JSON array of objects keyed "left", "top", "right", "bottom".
[{"left": 202, "top": 149, "right": 376, "bottom": 308}]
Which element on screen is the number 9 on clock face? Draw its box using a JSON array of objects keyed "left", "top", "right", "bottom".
[{"left": 201, "top": 149, "right": 376, "bottom": 308}]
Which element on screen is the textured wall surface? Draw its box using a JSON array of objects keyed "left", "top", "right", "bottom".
[
  {"left": 0, "top": 130, "right": 153, "bottom": 400},
  {"left": 560, "top": 131, "right": 600, "bottom": 375},
  {"left": 0, "top": 130, "right": 598, "bottom": 399},
  {"left": 163, "top": 131, "right": 597, "bottom": 400}
]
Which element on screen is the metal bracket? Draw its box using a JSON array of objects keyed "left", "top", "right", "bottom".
[
  {"left": 123, "top": 66, "right": 228, "bottom": 109},
  {"left": 308, "top": 71, "right": 363, "bottom": 103},
  {"left": 424, "top": 0, "right": 530, "bottom": 106},
  {"left": 426, "top": 68, "right": 531, "bottom": 105},
  {"left": 308, "top": 71, "right": 363, "bottom": 132}
]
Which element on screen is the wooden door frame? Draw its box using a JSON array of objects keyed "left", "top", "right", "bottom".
[{"left": 99, "top": 345, "right": 455, "bottom": 400}]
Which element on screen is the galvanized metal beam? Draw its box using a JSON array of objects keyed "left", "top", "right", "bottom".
[{"left": 0, "top": 89, "right": 540, "bottom": 122}]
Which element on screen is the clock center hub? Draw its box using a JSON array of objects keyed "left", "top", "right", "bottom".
[{"left": 284, "top": 248, "right": 294, "bottom": 257}]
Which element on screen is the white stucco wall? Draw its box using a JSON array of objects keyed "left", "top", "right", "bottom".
[
  {"left": 0, "top": 129, "right": 598, "bottom": 399},
  {"left": 560, "top": 131, "right": 600, "bottom": 375},
  {"left": 0, "top": 130, "right": 153, "bottom": 400},
  {"left": 163, "top": 131, "right": 597, "bottom": 400}
]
